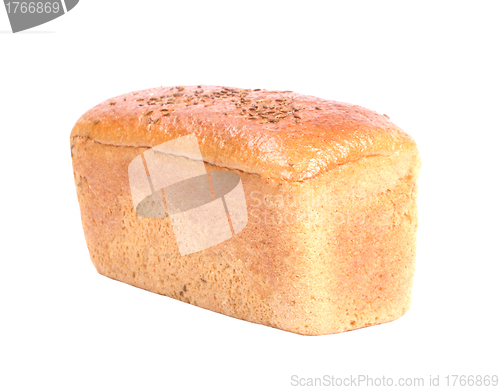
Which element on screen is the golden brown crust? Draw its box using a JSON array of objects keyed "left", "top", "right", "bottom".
[
  {"left": 71, "top": 135, "right": 419, "bottom": 335},
  {"left": 70, "top": 86, "right": 421, "bottom": 335},
  {"left": 70, "top": 85, "right": 416, "bottom": 182}
]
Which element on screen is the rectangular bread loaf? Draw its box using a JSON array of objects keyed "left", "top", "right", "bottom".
[{"left": 70, "top": 85, "right": 420, "bottom": 335}]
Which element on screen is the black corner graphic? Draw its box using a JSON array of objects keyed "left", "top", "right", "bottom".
[
  {"left": 64, "top": 0, "right": 78, "bottom": 12},
  {"left": 3, "top": 0, "right": 79, "bottom": 33}
]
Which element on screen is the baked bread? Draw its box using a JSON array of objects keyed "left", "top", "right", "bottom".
[{"left": 70, "top": 85, "right": 420, "bottom": 335}]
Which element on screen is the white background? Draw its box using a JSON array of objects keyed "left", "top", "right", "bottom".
[{"left": 1, "top": 1, "right": 499, "bottom": 389}]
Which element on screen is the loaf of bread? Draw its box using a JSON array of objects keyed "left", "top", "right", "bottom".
[{"left": 70, "top": 85, "right": 420, "bottom": 335}]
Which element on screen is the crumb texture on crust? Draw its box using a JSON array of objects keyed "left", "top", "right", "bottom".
[
  {"left": 70, "top": 85, "right": 417, "bottom": 182},
  {"left": 71, "top": 131, "right": 420, "bottom": 335},
  {"left": 70, "top": 87, "right": 421, "bottom": 335}
]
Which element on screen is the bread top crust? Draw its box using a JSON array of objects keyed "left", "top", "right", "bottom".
[{"left": 70, "top": 85, "right": 418, "bottom": 182}]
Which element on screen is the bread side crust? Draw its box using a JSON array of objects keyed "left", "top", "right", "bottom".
[{"left": 71, "top": 132, "right": 420, "bottom": 335}]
